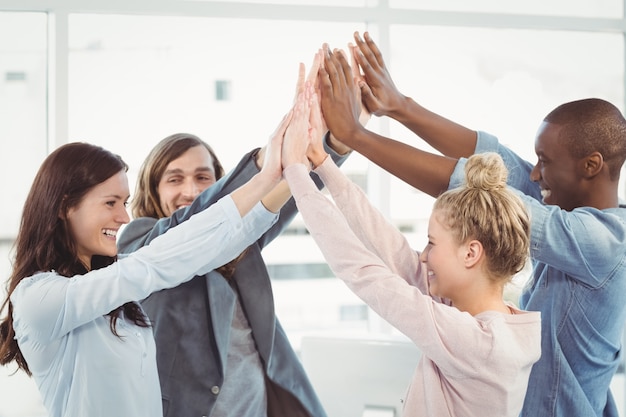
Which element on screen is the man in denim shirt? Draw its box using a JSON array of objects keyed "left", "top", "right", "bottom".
[{"left": 317, "top": 32, "right": 626, "bottom": 416}]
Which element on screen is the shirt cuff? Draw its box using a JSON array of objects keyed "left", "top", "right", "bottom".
[
  {"left": 475, "top": 130, "right": 500, "bottom": 153},
  {"left": 284, "top": 163, "right": 317, "bottom": 201},
  {"left": 323, "top": 131, "right": 352, "bottom": 158},
  {"left": 449, "top": 131, "right": 501, "bottom": 190}
]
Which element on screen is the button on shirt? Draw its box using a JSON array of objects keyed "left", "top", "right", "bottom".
[
  {"left": 10, "top": 197, "right": 278, "bottom": 417},
  {"left": 210, "top": 285, "right": 267, "bottom": 417}
]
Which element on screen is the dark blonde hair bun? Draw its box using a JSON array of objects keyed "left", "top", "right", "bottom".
[{"left": 464, "top": 152, "right": 508, "bottom": 192}]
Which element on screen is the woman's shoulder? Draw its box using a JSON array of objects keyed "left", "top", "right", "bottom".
[
  {"left": 16, "top": 271, "right": 61, "bottom": 288},
  {"left": 11, "top": 271, "right": 64, "bottom": 304}
]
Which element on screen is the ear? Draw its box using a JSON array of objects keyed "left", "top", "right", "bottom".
[
  {"left": 582, "top": 151, "right": 604, "bottom": 179},
  {"left": 58, "top": 196, "right": 68, "bottom": 220},
  {"left": 464, "top": 240, "right": 483, "bottom": 268}
]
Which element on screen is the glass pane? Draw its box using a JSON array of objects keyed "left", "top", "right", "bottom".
[
  {"left": 0, "top": 11, "right": 48, "bottom": 240},
  {"left": 69, "top": 14, "right": 372, "bottom": 184},
  {"left": 0, "top": 12, "right": 48, "bottom": 410},
  {"left": 390, "top": 0, "right": 622, "bottom": 18},
  {"left": 385, "top": 24, "right": 625, "bottom": 221},
  {"left": 68, "top": 13, "right": 376, "bottom": 347}
]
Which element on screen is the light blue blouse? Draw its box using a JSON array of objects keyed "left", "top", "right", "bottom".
[{"left": 10, "top": 196, "right": 278, "bottom": 417}]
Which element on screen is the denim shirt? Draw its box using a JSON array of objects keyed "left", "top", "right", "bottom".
[{"left": 449, "top": 131, "right": 626, "bottom": 417}]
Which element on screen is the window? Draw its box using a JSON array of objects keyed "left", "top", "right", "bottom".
[
  {"left": 390, "top": 0, "right": 622, "bottom": 18},
  {"left": 68, "top": 14, "right": 370, "bottom": 192},
  {"left": 1, "top": 2, "right": 626, "bottom": 415},
  {"left": 0, "top": 11, "right": 48, "bottom": 239}
]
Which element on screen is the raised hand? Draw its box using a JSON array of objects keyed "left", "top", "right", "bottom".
[
  {"left": 282, "top": 84, "right": 312, "bottom": 169},
  {"left": 319, "top": 43, "right": 364, "bottom": 145},
  {"left": 352, "top": 31, "right": 405, "bottom": 118},
  {"left": 348, "top": 42, "right": 372, "bottom": 127},
  {"left": 295, "top": 50, "right": 322, "bottom": 104},
  {"left": 306, "top": 86, "right": 329, "bottom": 168},
  {"left": 260, "top": 109, "right": 292, "bottom": 185}
]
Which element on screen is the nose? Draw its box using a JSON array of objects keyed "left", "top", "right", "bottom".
[
  {"left": 419, "top": 246, "right": 428, "bottom": 263},
  {"left": 182, "top": 179, "right": 201, "bottom": 198},
  {"left": 117, "top": 206, "right": 130, "bottom": 224},
  {"left": 530, "top": 163, "right": 541, "bottom": 182}
]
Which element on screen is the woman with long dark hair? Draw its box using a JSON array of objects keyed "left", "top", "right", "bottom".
[{"left": 0, "top": 120, "right": 288, "bottom": 417}]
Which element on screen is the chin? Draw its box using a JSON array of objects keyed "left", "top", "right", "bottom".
[{"left": 99, "top": 247, "right": 118, "bottom": 259}]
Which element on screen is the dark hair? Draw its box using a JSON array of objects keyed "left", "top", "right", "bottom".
[
  {"left": 130, "top": 133, "right": 241, "bottom": 278},
  {"left": 544, "top": 98, "right": 626, "bottom": 180},
  {"left": 0, "top": 142, "right": 149, "bottom": 375},
  {"left": 131, "top": 133, "right": 225, "bottom": 219}
]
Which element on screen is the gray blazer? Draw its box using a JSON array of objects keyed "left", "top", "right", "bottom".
[{"left": 118, "top": 144, "right": 346, "bottom": 417}]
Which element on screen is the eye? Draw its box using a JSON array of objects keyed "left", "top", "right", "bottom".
[
  {"left": 167, "top": 177, "right": 182, "bottom": 184},
  {"left": 106, "top": 201, "right": 116, "bottom": 207}
]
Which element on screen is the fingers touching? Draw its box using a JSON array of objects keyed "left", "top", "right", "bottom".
[
  {"left": 283, "top": 85, "right": 314, "bottom": 168},
  {"left": 282, "top": 32, "right": 389, "bottom": 172}
]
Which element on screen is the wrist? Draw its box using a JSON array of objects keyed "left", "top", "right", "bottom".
[
  {"left": 332, "top": 124, "right": 366, "bottom": 148},
  {"left": 309, "top": 151, "right": 329, "bottom": 169},
  {"left": 254, "top": 147, "right": 265, "bottom": 170},
  {"left": 327, "top": 131, "right": 352, "bottom": 155},
  {"left": 256, "top": 169, "right": 281, "bottom": 191},
  {"left": 388, "top": 95, "right": 413, "bottom": 121}
]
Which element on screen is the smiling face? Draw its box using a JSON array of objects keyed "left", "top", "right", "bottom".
[
  {"left": 66, "top": 170, "right": 130, "bottom": 269},
  {"left": 419, "top": 210, "right": 471, "bottom": 301},
  {"left": 530, "top": 122, "right": 585, "bottom": 211},
  {"left": 156, "top": 145, "right": 217, "bottom": 217}
]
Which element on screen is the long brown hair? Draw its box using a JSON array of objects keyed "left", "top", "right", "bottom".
[
  {"left": 0, "top": 142, "right": 149, "bottom": 375},
  {"left": 131, "top": 133, "right": 225, "bottom": 219},
  {"left": 131, "top": 133, "right": 241, "bottom": 278}
]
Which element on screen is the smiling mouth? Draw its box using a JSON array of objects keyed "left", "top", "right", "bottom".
[{"left": 103, "top": 229, "right": 118, "bottom": 238}]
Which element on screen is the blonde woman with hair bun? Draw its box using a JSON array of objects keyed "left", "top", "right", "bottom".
[
  {"left": 434, "top": 152, "right": 530, "bottom": 288},
  {"left": 280, "top": 85, "right": 541, "bottom": 417},
  {"left": 318, "top": 31, "right": 626, "bottom": 417}
]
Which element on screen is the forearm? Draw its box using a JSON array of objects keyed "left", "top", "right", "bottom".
[
  {"left": 341, "top": 126, "right": 457, "bottom": 197},
  {"left": 260, "top": 180, "right": 291, "bottom": 213},
  {"left": 284, "top": 163, "right": 439, "bottom": 343},
  {"left": 230, "top": 172, "right": 280, "bottom": 217},
  {"left": 134, "top": 149, "right": 260, "bottom": 247},
  {"left": 314, "top": 157, "right": 422, "bottom": 281},
  {"left": 390, "top": 96, "right": 477, "bottom": 159}
]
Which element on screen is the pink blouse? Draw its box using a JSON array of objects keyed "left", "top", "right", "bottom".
[{"left": 284, "top": 158, "right": 541, "bottom": 417}]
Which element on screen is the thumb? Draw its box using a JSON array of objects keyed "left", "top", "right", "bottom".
[{"left": 359, "top": 81, "right": 375, "bottom": 104}]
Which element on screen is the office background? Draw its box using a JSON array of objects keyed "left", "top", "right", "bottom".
[{"left": 1, "top": 1, "right": 625, "bottom": 416}]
